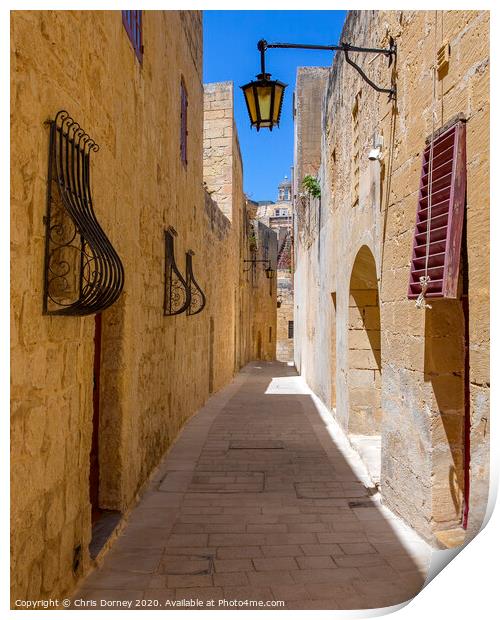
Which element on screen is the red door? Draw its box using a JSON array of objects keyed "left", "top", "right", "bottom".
[{"left": 89, "top": 313, "right": 102, "bottom": 523}]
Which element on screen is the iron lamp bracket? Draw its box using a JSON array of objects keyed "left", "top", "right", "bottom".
[
  {"left": 243, "top": 258, "right": 272, "bottom": 274},
  {"left": 257, "top": 37, "right": 397, "bottom": 99}
]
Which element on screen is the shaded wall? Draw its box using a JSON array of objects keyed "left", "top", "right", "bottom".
[
  {"left": 294, "top": 10, "right": 489, "bottom": 545},
  {"left": 10, "top": 11, "right": 275, "bottom": 604}
]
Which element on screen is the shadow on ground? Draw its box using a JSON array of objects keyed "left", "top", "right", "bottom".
[{"left": 72, "top": 361, "right": 431, "bottom": 611}]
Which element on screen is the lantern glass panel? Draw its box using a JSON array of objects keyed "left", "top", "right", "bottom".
[
  {"left": 243, "top": 86, "right": 258, "bottom": 124},
  {"left": 273, "top": 84, "right": 284, "bottom": 122},
  {"left": 256, "top": 85, "right": 273, "bottom": 121}
]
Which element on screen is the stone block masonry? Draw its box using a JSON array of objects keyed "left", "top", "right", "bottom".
[
  {"left": 294, "top": 10, "right": 489, "bottom": 546},
  {"left": 255, "top": 179, "right": 294, "bottom": 363},
  {"left": 71, "top": 362, "right": 432, "bottom": 610},
  {"left": 10, "top": 11, "right": 276, "bottom": 606}
]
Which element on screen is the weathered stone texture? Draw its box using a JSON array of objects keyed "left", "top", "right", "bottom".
[
  {"left": 276, "top": 272, "right": 294, "bottom": 363},
  {"left": 255, "top": 195, "right": 294, "bottom": 362},
  {"left": 294, "top": 11, "right": 489, "bottom": 546},
  {"left": 11, "top": 12, "right": 276, "bottom": 605},
  {"left": 204, "top": 82, "right": 277, "bottom": 365}
]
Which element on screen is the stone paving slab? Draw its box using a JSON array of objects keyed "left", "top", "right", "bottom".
[{"left": 72, "top": 361, "right": 432, "bottom": 610}]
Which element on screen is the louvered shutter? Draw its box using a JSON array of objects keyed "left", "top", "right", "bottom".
[
  {"left": 180, "top": 81, "right": 188, "bottom": 165},
  {"left": 122, "top": 11, "right": 143, "bottom": 63},
  {"left": 408, "top": 119, "right": 466, "bottom": 299}
]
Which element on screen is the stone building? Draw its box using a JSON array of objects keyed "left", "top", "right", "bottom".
[
  {"left": 256, "top": 176, "right": 294, "bottom": 362},
  {"left": 294, "top": 11, "right": 489, "bottom": 547},
  {"left": 10, "top": 11, "right": 275, "bottom": 604},
  {"left": 203, "top": 82, "right": 277, "bottom": 363}
]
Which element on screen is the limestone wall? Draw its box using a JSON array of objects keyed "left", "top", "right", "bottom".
[
  {"left": 11, "top": 11, "right": 275, "bottom": 604},
  {"left": 203, "top": 81, "right": 277, "bottom": 365},
  {"left": 250, "top": 221, "right": 278, "bottom": 361},
  {"left": 256, "top": 202, "right": 293, "bottom": 363},
  {"left": 203, "top": 82, "right": 235, "bottom": 222},
  {"left": 294, "top": 10, "right": 489, "bottom": 545},
  {"left": 293, "top": 67, "right": 330, "bottom": 404},
  {"left": 276, "top": 271, "right": 294, "bottom": 363}
]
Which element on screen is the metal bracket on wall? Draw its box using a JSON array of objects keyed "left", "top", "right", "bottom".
[
  {"left": 259, "top": 36, "right": 397, "bottom": 100},
  {"left": 341, "top": 38, "right": 397, "bottom": 99},
  {"left": 164, "top": 227, "right": 191, "bottom": 316},
  {"left": 186, "top": 251, "right": 206, "bottom": 316},
  {"left": 43, "top": 110, "right": 124, "bottom": 315}
]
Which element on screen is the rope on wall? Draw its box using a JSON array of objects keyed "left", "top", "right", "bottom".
[{"left": 416, "top": 11, "right": 439, "bottom": 310}]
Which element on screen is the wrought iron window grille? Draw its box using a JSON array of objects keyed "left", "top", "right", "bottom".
[
  {"left": 164, "top": 227, "right": 190, "bottom": 316},
  {"left": 43, "top": 110, "right": 125, "bottom": 316},
  {"left": 186, "top": 251, "right": 206, "bottom": 316}
]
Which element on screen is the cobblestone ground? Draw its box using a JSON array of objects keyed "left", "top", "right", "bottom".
[{"left": 73, "top": 362, "right": 432, "bottom": 610}]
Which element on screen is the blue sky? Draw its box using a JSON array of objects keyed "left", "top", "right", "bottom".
[{"left": 203, "top": 10, "right": 347, "bottom": 202}]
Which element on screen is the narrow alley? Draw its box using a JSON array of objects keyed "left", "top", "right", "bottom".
[
  {"left": 10, "top": 9, "right": 489, "bottom": 612},
  {"left": 73, "top": 362, "right": 431, "bottom": 610}
]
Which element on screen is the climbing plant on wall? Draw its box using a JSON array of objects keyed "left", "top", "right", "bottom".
[{"left": 302, "top": 175, "right": 321, "bottom": 199}]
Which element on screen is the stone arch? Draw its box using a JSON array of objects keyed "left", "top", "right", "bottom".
[{"left": 348, "top": 245, "right": 382, "bottom": 435}]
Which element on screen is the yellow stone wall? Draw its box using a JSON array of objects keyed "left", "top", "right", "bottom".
[
  {"left": 276, "top": 271, "right": 294, "bottom": 363},
  {"left": 294, "top": 10, "right": 489, "bottom": 545},
  {"left": 255, "top": 202, "right": 293, "bottom": 362},
  {"left": 203, "top": 82, "right": 277, "bottom": 364},
  {"left": 11, "top": 10, "right": 275, "bottom": 604}
]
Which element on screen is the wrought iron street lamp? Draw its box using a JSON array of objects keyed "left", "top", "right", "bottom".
[
  {"left": 243, "top": 258, "right": 275, "bottom": 279},
  {"left": 241, "top": 40, "right": 287, "bottom": 131},
  {"left": 241, "top": 37, "right": 397, "bottom": 131}
]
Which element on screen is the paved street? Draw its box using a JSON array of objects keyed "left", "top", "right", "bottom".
[{"left": 73, "top": 362, "right": 431, "bottom": 610}]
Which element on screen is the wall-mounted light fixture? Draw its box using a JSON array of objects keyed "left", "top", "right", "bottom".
[
  {"left": 241, "top": 37, "right": 396, "bottom": 131},
  {"left": 243, "top": 258, "right": 275, "bottom": 279},
  {"left": 240, "top": 40, "right": 287, "bottom": 131},
  {"left": 368, "top": 134, "right": 384, "bottom": 161},
  {"left": 265, "top": 264, "right": 275, "bottom": 279}
]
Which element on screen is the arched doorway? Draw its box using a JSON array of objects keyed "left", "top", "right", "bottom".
[{"left": 348, "top": 246, "right": 382, "bottom": 435}]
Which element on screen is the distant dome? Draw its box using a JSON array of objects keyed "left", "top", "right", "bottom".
[{"left": 278, "top": 175, "right": 291, "bottom": 188}]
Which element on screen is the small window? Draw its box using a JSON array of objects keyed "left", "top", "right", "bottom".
[
  {"left": 269, "top": 326, "right": 272, "bottom": 343},
  {"left": 288, "top": 321, "right": 294, "bottom": 339},
  {"left": 122, "top": 11, "right": 143, "bottom": 63},
  {"left": 180, "top": 80, "right": 188, "bottom": 166}
]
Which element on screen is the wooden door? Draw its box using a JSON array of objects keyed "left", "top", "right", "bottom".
[{"left": 89, "top": 313, "right": 102, "bottom": 523}]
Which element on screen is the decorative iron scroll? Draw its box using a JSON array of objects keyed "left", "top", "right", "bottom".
[
  {"left": 164, "top": 227, "right": 190, "bottom": 315},
  {"left": 43, "top": 110, "right": 124, "bottom": 315},
  {"left": 186, "top": 251, "right": 206, "bottom": 316}
]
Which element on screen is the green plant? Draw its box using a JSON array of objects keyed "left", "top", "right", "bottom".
[
  {"left": 302, "top": 175, "right": 321, "bottom": 199},
  {"left": 248, "top": 229, "right": 257, "bottom": 252}
]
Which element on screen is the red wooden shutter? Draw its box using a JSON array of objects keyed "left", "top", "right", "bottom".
[
  {"left": 408, "top": 118, "right": 466, "bottom": 300},
  {"left": 180, "top": 81, "right": 188, "bottom": 165}
]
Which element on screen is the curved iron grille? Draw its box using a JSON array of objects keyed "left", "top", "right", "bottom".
[
  {"left": 164, "top": 227, "right": 190, "bottom": 315},
  {"left": 43, "top": 110, "right": 125, "bottom": 315},
  {"left": 186, "top": 251, "right": 206, "bottom": 316}
]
